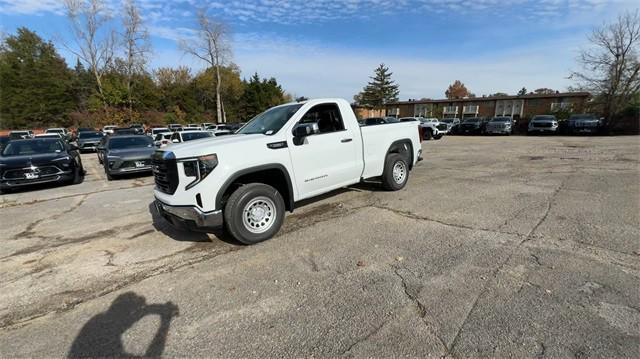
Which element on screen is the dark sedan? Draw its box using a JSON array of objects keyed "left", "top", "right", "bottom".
[
  {"left": 0, "top": 138, "right": 84, "bottom": 193},
  {"left": 76, "top": 131, "right": 105, "bottom": 152},
  {"left": 100, "top": 135, "right": 155, "bottom": 180},
  {"left": 458, "top": 117, "right": 486, "bottom": 135}
]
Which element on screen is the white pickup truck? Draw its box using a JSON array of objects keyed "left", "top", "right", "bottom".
[{"left": 153, "top": 98, "right": 422, "bottom": 244}]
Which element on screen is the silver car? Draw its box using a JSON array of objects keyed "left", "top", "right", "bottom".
[
  {"left": 528, "top": 115, "right": 558, "bottom": 134},
  {"left": 485, "top": 117, "right": 513, "bottom": 135}
]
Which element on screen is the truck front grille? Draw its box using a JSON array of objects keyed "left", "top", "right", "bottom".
[{"left": 152, "top": 156, "right": 178, "bottom": 194}]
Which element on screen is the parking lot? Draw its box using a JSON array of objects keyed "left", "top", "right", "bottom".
[{"left": 1, "top": 135, "right": 639, "bottom": 357}]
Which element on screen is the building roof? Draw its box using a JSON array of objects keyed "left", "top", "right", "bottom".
[{"left": 388, "top": 92, "right": 591, "bottom": 106}]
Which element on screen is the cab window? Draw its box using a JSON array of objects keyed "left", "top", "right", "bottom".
[{"left": 296, "top": 103, "right": 345, "bottom": 135}]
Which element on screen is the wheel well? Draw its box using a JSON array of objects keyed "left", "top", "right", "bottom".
[
  {"left": 386, "top": 139, "right": 414, "bottom": 169},
  {"left": 217, "top": 167, "right": 294, "bottom": 212}
]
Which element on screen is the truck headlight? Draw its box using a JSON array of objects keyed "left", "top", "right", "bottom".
[{"left": 183, "top": 153, "right": 218, "bottom": 190}]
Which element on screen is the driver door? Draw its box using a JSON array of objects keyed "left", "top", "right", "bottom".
[{"left": 288, "top": 103, "right": 361, "bottom": 199}]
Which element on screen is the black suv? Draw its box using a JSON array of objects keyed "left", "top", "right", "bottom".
[
  {"left": 0, "top": 138, "right": 84, "bottom": 193},
  {"left": 458, "top": 117, "right": 487, "bottom": 135}
]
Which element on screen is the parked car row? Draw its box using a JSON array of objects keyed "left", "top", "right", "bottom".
[
  {"left": 437, "top": 114, "right": 604, "bottom": 136},
  {"left": 361, "top": 117, "right": 445, "bottom": 141},
  {"left": 0, "top": 123, "right": 235, "bottom": 191}
]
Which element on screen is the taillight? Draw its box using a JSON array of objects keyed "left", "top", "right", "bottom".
[{"left": 418, "top": 126, "right": 424, "bottom": 142}]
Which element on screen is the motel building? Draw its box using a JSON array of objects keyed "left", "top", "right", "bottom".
[{"left": 355, "top": 92, "right": 591, "bottom": 121}]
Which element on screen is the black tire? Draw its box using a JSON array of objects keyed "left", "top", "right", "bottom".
[
  {"left": 424, "top": 129, "right": 433, "bottom": 140},
  {"left": 381, "top": 153, "right": 410, "bottom": 191},
  {"left": 224, "top": 183, "right": 285, "bottom": 245},
  {"left": 72, "top": 165, "right": 85, "bottom": 184},
  {"left": 104, "top": 164, "right": 114, "bottom": 181},
  {"left": 433, "top": 134, "right": 443, "bottom": 140}
]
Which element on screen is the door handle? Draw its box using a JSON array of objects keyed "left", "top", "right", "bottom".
[{"left": 341, "top": 138, "right": 353, "bottom": 143}]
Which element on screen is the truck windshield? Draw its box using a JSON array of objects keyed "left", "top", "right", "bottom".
[{"left": 238, "top": 104, "right": 303, "bottom": 135}]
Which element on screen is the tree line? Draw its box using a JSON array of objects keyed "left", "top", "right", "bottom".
[{"left": 0, "top": 0, "right": 292, "bottom": 130}]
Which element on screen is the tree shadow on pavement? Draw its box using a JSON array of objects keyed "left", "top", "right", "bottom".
[{"left": 67, "top": 292, "right": 179, "bottom": 358}]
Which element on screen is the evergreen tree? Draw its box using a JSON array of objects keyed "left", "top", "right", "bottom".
[
  {"left": 356, "top": 64, "right": 400, "bottom": 107},
  {"left": 71, "top": 58, "right": 95, "bottom": 112},
  {"left": 0, "top": 27, "right": 75, "bottom": 128},
  {"left": 239, "top": 73, "right": 289, "bottom": 120},
  {"left": 518, "top": 87, "right": 527, "bottom": 96}
]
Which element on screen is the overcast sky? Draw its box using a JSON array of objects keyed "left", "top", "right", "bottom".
[{"left": 1, "top": 0, "right": 637, "bottom": 100}]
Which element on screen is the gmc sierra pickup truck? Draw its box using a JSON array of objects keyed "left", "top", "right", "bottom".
[{"left": 153, "top": 98, "right": 422, "bottom": 244}]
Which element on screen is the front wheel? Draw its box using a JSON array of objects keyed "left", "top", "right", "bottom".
[
  {"left": 104, "top": 164, "right": 114, "bottom": 181},
  {"left": 72, "top": 165, "right": 85, "bottom": 184},
  {"left": 424, "top": 129, "right": 433, "bottom": 140},
  {"left": 433, "top": 133, "right": 443, "bottom": 140},
  {"left": 382, "top": 153, "right": 409, "bottom": 191},
  {"left": 224, "top": 183, "right": 285, "bottom": 245}
]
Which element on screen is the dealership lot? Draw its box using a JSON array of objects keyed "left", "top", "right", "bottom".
[{"left": 1, "top": 135, "right": 639, "bottom": 357}]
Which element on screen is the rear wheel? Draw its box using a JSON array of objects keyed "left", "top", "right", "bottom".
[
  {"left": 224, "top": 183, "right": 285, "bottom": 245},
  {"left": 382, "top": 153, "right": 409, "bottom": 191}
]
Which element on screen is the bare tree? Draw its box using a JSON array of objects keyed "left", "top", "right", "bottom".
[
  {"left": 180, "top": 10, "right": 232, "bottom": 123},
  {"left": 122, "top": 0, "right": 150, "bottom": 119},
  {"left": 571, "top": 11, "right": 640, "bottom": 125},
  {"left": 63, "top": 0, "right": 116, "bottom": 111}
]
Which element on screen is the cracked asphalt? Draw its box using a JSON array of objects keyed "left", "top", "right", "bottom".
[{"left": 1, "top": 135, "right": 639, "bottom": 358}]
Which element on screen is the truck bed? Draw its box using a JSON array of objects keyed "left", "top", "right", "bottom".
[{"left": 360, "top": 121, "right": 421, "bottom": 179}]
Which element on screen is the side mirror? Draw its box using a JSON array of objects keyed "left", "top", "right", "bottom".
[{"left": 293, "top": 123, "right": 318, "bottom": 138}]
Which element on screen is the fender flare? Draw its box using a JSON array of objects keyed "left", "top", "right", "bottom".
[
  {"left": 385, "top": 139, "right": 414, "bottom": 169},
  {"left": 215, "top": 164, "right": 295, "bottom": 212}
]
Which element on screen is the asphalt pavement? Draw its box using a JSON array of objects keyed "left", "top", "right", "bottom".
[{"left": 0, "top": 135, "right": 638, "bottom": 358}]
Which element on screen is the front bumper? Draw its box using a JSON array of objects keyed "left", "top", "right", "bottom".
[
  {"left": 459, "top": 127, "right": 480, "bottom": 134},
  {"left": 155, "top": 199, "right": 223, "bottom": 231},
  {"left": 528, "top": 127, "right": 558, "bottom": 133},
  {"left": 78, "top": 142, "right": 100, "bottom": 151},
  {"left": 106, "top": 157, "right": 153, "bottom": 175},
  {"left": 0, "top": 171, "right": 73, "bottom": 189},
  {"left": 571, "top": 127, "right": 599, "bottom": 133},
  {"left": 485, "top": 128, "right": 511, "bottom": 134}
]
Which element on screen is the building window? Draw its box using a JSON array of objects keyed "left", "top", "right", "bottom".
[{"left": 551, "top": 102, "right": 572, "bottom": 111}]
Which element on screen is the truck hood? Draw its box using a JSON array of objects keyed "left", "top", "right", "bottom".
[{"left": 165, "top": 134, "right": 265, "bottom": 159}]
